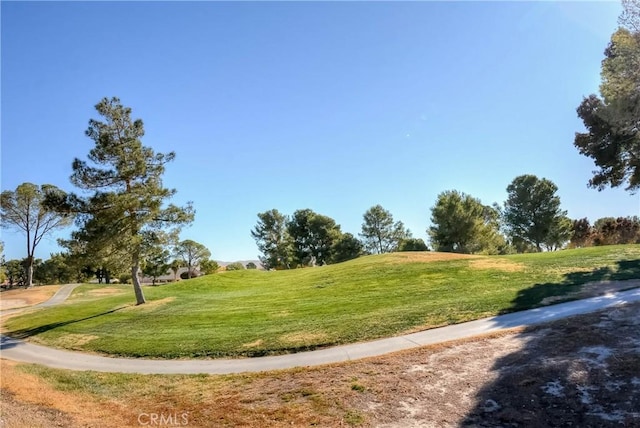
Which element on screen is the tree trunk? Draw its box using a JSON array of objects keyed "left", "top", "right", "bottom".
[
  {"left": 26, "top": 256, "right": 34, "bottom": 288},
  {"left": 131, "top": 257, "right": 146, "bottom": 305}
]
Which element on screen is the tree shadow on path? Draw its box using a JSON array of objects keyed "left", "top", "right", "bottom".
[
  {"left": 504, "top": 259, "right": 640, "bottom": 313},
  {"left": 461, "top": 260, "right": 640, "bottom": 427}
]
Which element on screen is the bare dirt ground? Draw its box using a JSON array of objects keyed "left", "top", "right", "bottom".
[
  {"left": 2, "top": 300, "right": 639, "bottom": 427},
  {"left": 0, "top": 286, "right": 60, "bottom": 311}
]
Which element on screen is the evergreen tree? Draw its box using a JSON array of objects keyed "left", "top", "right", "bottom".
[{"left": 56, "top": 97, "right": 193, "bottom": 304}]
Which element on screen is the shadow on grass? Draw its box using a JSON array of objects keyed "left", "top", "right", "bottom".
[
  {"left": 503, "top": 259, "right": 640, "bottom": 314},
  {"left": 1, "top": 307, "right": 126, "bottom": 342}
]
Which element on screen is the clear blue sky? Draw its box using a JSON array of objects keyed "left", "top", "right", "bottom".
[{"left": 1, "top": 1, "right": 638, "bottom": 263}]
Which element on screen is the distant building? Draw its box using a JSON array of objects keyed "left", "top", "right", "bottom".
[{"left": 140, "top": 267, "right": 201, "bottom": 284}]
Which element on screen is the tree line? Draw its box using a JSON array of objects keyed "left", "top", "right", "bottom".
[
  {"left": 570, "top": 216, "right": 640, "bottom": 248},
  {"left": 251, "top": 173, "right": 636, "bottom": 269},
  {"left": 0, "top": 239, "right": 262, "bottom": 287},
  {"left": 0, "top": 183, "right": 238, "bottom": 286},
  {"left": 250, "top": 205, "right": 426, "bottom": 270}
]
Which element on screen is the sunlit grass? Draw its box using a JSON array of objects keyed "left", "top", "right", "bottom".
[{"left": 3, "top": 245, "right": 639, "bottom": 358}]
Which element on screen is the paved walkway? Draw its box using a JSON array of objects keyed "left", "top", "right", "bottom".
[
  {"left": 0, "top": 283, "right": 82, "bottom": 316},
  {"left": 1, "top": 285, "right": 640, "bottom": 374}
]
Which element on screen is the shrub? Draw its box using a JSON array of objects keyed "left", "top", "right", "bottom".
[
  {"left": 199, "top": 259, "right": 220, "bottom": 275},
  {"left": 225, "top": 262, "right": 245, "bottom": 271},
  {"left": 398, "top": 238, "right": 429, "bottom": 252}
]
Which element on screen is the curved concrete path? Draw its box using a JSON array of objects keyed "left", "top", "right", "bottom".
[
  {"left": 38, "top": 283, "right": 82, "bottom": 307},
  {"left": 1, "top": 285, "right": 640, "bottom": 374},
  {"left": 0, "top": 283, "right": 82, "bottom": 316}
]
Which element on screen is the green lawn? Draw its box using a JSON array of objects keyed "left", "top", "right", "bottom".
[{"left": 4, "top": 245, "right": 639, "bottom": 359}]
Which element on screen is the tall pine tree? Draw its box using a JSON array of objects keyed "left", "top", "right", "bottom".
[{"left": 64, "top": 97, "right": 193, "bottom": 304}]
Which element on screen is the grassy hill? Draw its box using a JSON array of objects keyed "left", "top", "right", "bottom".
[{"left": 3, "top": 245, "right": 639, "bottom": 359}]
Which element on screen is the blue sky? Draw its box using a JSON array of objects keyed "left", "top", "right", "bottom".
[{"left": 1, "top": 1, "right": 638, "bottom": 263}]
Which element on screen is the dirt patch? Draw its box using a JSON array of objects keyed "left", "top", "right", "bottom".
[
  {"left": 0, "top": 388, "right": 73, "bottom": 428},
  {"left": 540, "top": 279, "right": 640, "bottom": 305},
  {"left": 243, "top": 339, "right": 264, "bottom": 348},
  {"left": 0, "top": 285, "right": 60, "bottom": 310},
  {"left": 468, "top": 258, "right": 524, "bottom": 272},
  {"left": 0, "top": 299, "right": 28, "bottom": 311},
  {"left": 2, "top": 302, "right": 640, "bottom": 427},
  {"left": 120, "top": 296, "right": 175, "bottom": 312},
  {"left": 386, "top": 252, "right": 477, "bottom": 263}
]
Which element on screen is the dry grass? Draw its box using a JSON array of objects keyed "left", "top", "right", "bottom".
[
  {"left": 0, "top": 389, "right": 73, "bottom": 428},
  {"left": 280, "top": 332, "right": 330, "bottom": 345},
  {"left": 52, "top": 334, "right": 100, "bottom": 348},
  {"left": 384, "top": 252, "right": 476, "bottom": 263},
  {"left": 0, "top": 360, "right": 128, "bottom": 428},
  {"left": 468, "top": 259, "right": 524, "bottom": 272},
  {"left": 242, "top": 339, "right": 264, "bottom": 348},
  {"left": 87, "top": 287, "right": 127, "bottom": 296},
  {"left": 120, "top": 296, "right": 175, "bottom": 312},
  {"left": 0, "top": 285, "right": 60, "bottom": 310}
]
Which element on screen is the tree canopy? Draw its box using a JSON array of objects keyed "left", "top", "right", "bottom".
[
  {"left": 502, "top": 175, "right": 571, "bottom": 251},
  {"left": 429, "top": 190, "right": 504, "bottom": 254},
  {"left": 175, "top": 239, "right": 211, "bottom": 279},
  {"left": 330, "top": 232, "right": 363, "bottom": 263},
  {"left": 574, "top": 0, "right": 640, "bottom": 191},
  {"left": 287, "top": 209, "right": 342, "bottom": 267},
  {"left": 4, "top": 259, "right": 26, "bottom": 286},
  {"left": 251, "top": 209, "right": 292, "bottom": 270},
  {"left": 360, "top": 205, "right": 411, "bottom": 254},
  {"left": 199, "top": 259, "right": 220, "bottom": 275},
  {"left": 54, "top": 97, "right": 193, "bottom": 303},
  {"left": 225, "top": 262, "right": 245, "bottom": 271},
  {"left": 142, "top": 246, "right": 170, "bottom": 285},
  {"left": 397, "top": 238, "right": 429, "bottom": 252},
  {"left": 1, "top": 183, "right": 73, "bottom": 286}
]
